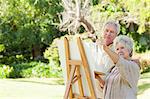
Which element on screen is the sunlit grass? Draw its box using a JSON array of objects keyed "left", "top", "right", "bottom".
[
  {"left": 0, "top": 78, "right": 65, "bottom": 99},
  {"left": 137, "top": 72, "right": 150, "bottom": 99},
  {"left": 9, "top": 78, "right": 64, "bottom": 85},
  {"left": 140, "top": 72, "right": 150, "bottom": 79},
  {"left": 0, "top": 71, "right": 150, "bottom": 99},
  {"left": 138, "top": 83, "right": 150, "bottom": 95}
]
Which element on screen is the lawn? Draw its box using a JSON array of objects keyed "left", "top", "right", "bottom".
[
  {"left": 137, "top": 72, "right": 150, "bottom": 99},
  {"left": 0, "top": 72, "right": 149, "bottom": 99},
  {"left": 0, "top": 78, "right": 65, "bottom": 99}
]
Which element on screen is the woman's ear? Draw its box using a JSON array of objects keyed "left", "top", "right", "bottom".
[{"left": 129, "top": 50, "right": 133, "bottom": 57}]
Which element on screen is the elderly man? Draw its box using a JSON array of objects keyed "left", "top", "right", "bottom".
[
  {"left": 94, "top": 21, "right": 120, "bottom": 74},
  {"left": 91, "top": 21, "right": 120, "bottom": 98}
]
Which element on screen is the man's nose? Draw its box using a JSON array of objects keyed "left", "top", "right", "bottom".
[
  {"left": 106, "top": 31, "right": 111, "bottom": 36},
  {"left": 118, "top": 49, "right": 123, "bottom": 53}
]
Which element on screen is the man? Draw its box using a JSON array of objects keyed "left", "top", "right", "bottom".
[
  {"left": 80, "top": 18, "right": 120, "bottom": 98},
  {"left": 92, "top": 21, "right": 120, "bottom": 98},
  {"left": 93, "top": 21, "right": 120, "bottom": 74}
]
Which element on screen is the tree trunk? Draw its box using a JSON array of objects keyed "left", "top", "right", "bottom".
[{"left": 32, "top": 44, "right": 41, "bottom": 60}]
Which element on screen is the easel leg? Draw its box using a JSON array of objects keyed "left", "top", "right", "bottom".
[{"left": 64, "top": 66, "right": 76, "bottom": 99}]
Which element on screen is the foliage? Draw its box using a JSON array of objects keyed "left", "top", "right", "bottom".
[
  {"left": 133, "top": 51, "right": 150, "bottom": 74},
  {"left": 0, "top": 0, "right": 65, "bottom": 64},
  {"left": 92, "top": 0, "right": 100, "bottom": 5},
  {"left": 0, "top": 54, "right": 29, "bottom": 65},
  {"left": 44, "top": 38, "right": 62, "bottom": 77},
  {"left": 0, "top": 44, "right": 5, "bottom": 52},
  {"left": 44, "top": 39, "right": 60, "bottom": 66},
  {"left": 0, "top": 61, "right": 62, "bottom": 78},
  {"left": 11, "top": 62, "right": 36, "bottom": 78},
  {"left": 0, "top": 0, "right": 149, "bottom": 78},
  {"left": 141, "top": 66, "right": 150, "bottom": 74},
  {"left": 140, "top": 59, "right": 150, "bottom": 74},
  {"left": 20, "top": 62, "right": 62, "bottom": 78},
  {"left": 0, "top": 64, "right": 14, "bottom": 78},
  {"left": 90, "top": 0, "right": 150, "bottom": 52},
  {"left": 120, "top": 0, "right": 150, "bottom": 33},
  {"left": 91, "top": 2, "right": 124, "bottom": 35}
]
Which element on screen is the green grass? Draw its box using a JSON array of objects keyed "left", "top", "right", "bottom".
[
  {"left": 0, "top": 72, "right": 150, "bottom": 99},
  {"left": 137, "top": 72, "right": 150, "bottom": 99},
  {"left": 0, "top": 78, "right": 65, "bottom": 99},
  {"left": 140, "top": 72, "right": 150, "bottom": 79},
  {"left": 9, "top": 78, "right": 64, "bottom": 85},
  {"left": 138, "top": 72, "right": 150, "bottom": 95}
]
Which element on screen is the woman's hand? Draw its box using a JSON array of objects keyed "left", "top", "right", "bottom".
[
  {"left": 96, "top": 39, "right": 109, "bottom": 51},
  {"left": 96, "top": 39, "right": 119, "bottom": 64}
]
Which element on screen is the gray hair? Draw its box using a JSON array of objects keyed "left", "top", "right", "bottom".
[
  {"left": 113, "top": 35, "right": 134, "bottom": 57},
  {"left": 103, "top": 20, "right": 120, "bottom": 35}
]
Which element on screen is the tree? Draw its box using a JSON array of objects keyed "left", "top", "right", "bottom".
[
  {"left": 0, "top": 0, "right": 65, "bottom": 63},
  {"left": 59, "top": 0, "right": 150, "bottom": 52},
  {"left": 90, "top": 0, "right": 150, "bottom": 52}
]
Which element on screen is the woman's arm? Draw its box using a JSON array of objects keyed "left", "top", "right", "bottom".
[
  {"left": 102, "top": 45, "right": 119, "bottom": 64},
  {"left": 103, "top": 45, "right": 140, "bottom": 87}
]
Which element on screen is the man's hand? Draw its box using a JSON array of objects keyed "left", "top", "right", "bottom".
[
  {"left": 87, "top": 33, "right": 97, "bottom": 42},
  {"left": 95, "top": 73, "right": 105, "bottom": 89}
]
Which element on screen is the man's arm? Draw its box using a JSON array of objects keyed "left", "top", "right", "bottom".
[{"left": 79, "top": 16, "right": 98, "bottom": 42}]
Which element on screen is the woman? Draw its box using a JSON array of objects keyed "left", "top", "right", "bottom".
[{"left": 97, "top": 35, "right": 140, "bottom": 99}]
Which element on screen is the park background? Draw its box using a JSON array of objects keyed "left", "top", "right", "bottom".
[{"left": 0, "top": 0, "right": 150, "bottom": 99}]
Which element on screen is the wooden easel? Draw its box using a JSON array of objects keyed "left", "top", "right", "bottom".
[{"left": 63, "top": 37, "right": 96, "bottom": 99}]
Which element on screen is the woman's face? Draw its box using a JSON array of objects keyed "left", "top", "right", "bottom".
[{"left": 115, "top": 42, "right": 130, "bottom": 59}]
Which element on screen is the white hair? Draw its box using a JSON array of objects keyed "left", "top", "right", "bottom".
[
  {"left": 103, "top": 20, "right": 120, "bottom": 35},
  {"left": 113, "top": 35, "right": 134, "bottom": 57}
]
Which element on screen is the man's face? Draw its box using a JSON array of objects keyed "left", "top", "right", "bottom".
[{"left": 102, "top": 24, "right": 117, "bottom": 46}]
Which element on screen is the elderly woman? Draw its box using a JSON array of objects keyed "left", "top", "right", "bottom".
[{"left": 97, "top": 35, "right": 140, "bottom": 99}]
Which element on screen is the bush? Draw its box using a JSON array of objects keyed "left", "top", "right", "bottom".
[
  {"left": 11, "top": 61, "right": 62, "bottom": 78},
  {"left": 44, "top": 39, "right": 60, "bottom": 66},
  {"left": 20, "top": 62, "right": 52, "bottom": 78},
  {"left": 11, "top": 62, "right": 36, "bottom": 78},
  {"left": 0, "top": 54, "right": 29, "bottom": 65},
  {"left": 141, "top": 66, "right": 150, "bottom": 74},
  {"left": 133, "top": 51, "right": 150, "bottom": 74},
  {"left": 44, "top": 38, "right": 62, "bottom": 77},
  {"left": 140, "top": 59, "right": 150, "bottom": 74},
  {"left": 0, "top": 65, "right": 14, "bottom": 78},
  {"left": 27, "top": 63, "right": 62, "bottom": 78},
  {"left": 0, "top": 44, "right": 5, "bottom": 52}
]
